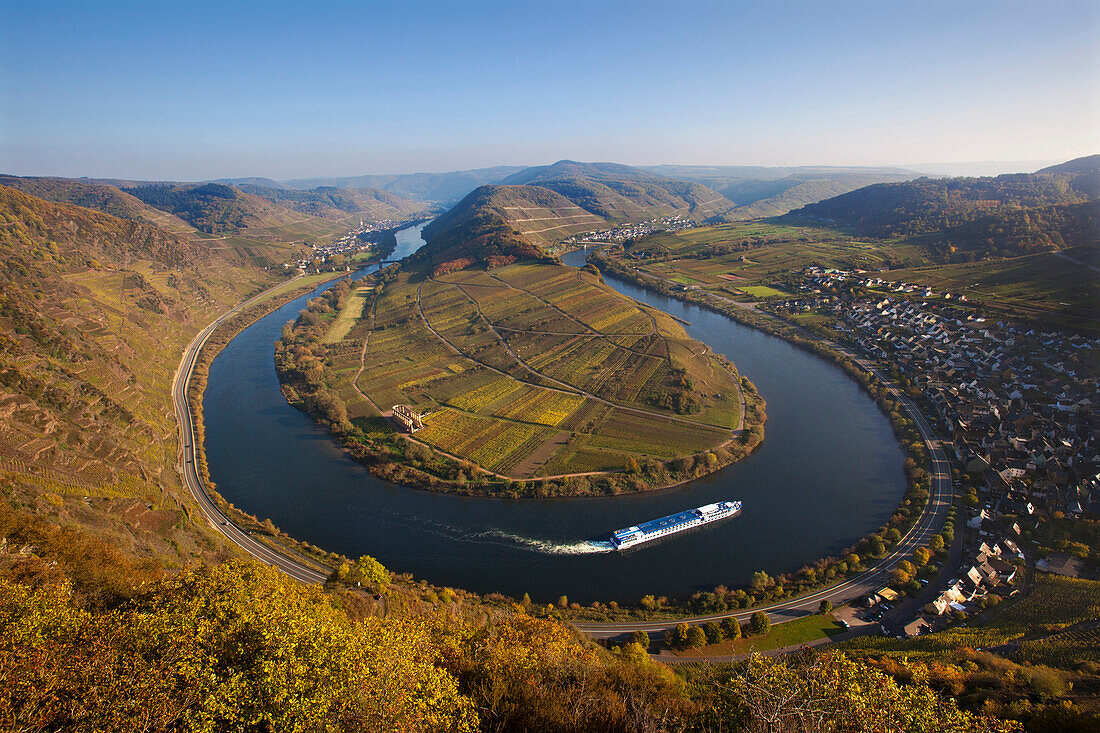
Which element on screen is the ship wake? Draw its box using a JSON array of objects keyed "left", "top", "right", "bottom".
[{"left": 477, "top": 530, "right": 615, "bottom": 555}]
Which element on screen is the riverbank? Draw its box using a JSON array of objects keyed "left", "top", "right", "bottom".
[
  {"left": 275, "top": 261, "right": 767, "bottom": 499},
  {"left": 184, "top": 270, "right": 354, "bottom": 571}
]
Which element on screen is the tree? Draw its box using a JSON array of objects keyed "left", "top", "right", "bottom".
[
  {"left": 629, "top": 630, "right": 650, "bottom": 649},
  {"left": 557, "top": 595, "right": 568, "bottom": 609},
  {"left": 749, "top": 612, "right": 770, "bottom": 636},
  {"left": 930, "top": 534, "right": 945, "bottom": 553},
  {"left": 818, "top": 599, "right": 833, "bottom": 615},
  {"left": 913, "top": 547, "right": 932, "bottom": 566},
  {"left": 665, "top": 622, "right": 690, "bottom": 649},
  {"left": 750, "top": 570, "right": 772, "bottom": 592},
  {"left": 703, "top": 621, "right": 724, "bottom": 645},
  {"left": 354, "top": 555, "right": 390, "bottom": 590},
  {"left": 639, "top": 594, "right": 658, "bottom": 611},
  {"left": 686, "top": 626, "right": 707, "bottom": 649},
  {"left": 704, "top": 650, "right": 1021, "bottom": 733},
  {"left": 721, "top": 616, "right": 742, "bottom": 640}
]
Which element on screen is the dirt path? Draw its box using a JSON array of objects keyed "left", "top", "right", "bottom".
[{"left": 417, "top": 281, "right": 736, "bottom": 432}]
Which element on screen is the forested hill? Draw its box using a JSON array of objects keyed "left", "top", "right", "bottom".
[
  {"left": 500, "top": 160, "right": 737, "bottom": 223},
  {"left": 786, "top": 155, "right": 1100, "bottom": 242},
  {"left": 120, "top": 182, "right": 293, "bottom": 235},
  {"left": 235, "top": 183, "right": 432, "bottom": 221},
  {"left": 0, "top": 175, "right": 198, "bottom": 235}
]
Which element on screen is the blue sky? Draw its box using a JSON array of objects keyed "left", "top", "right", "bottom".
[{"left": 1, "top": 0, "right": 1096, "bottom": 179}]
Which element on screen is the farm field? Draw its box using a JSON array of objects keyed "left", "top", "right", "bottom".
[
  {"left": 879, "top": 251, "right": 1099, "bottom": 330},
  {"left": 615, "top": 220, "right": 1097, "bottom": 332},
  {"left": 344, "top": 262, "right": 742, "bottom": 477}
]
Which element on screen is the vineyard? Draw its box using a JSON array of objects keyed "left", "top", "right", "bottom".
[{"left": 344, "top": 262, "right": 742, "bottom": 478}]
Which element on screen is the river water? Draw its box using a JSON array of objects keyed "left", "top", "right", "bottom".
[{"left": 203, "top": 225, "right": 904, "bottom": 603}]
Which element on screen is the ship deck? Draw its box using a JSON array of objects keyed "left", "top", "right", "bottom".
[{"left": 633, "top": 508, "right": 700, "bottom": 537}]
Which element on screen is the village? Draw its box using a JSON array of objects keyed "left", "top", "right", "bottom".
[
  {"left": 288, "top": 217, "right": 423, "bottom": 271},
  {"left": 568, "top": 214, "right": 696, "bottom": 245},
  {"left": 770, "top": 267, "right": 1099, "bottom": 637}
]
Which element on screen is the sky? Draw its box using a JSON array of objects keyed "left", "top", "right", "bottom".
[{"left": 1, "top": 0, "right": 1097, "bottom": 181}]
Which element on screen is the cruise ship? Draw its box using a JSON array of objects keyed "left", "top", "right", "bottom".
[{"left": 610, "top": 500, "right": 742, "bottom": 550}]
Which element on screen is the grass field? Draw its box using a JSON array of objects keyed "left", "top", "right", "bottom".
[
  {"left": 739, "top": 284, "right": 792, "bottom": 298},
  {"left": 257, "top": 272, "right": 344, "bottom": 304},
  {"left": 344, "top": 262, "right": 742, "bottom": 477},
  {"left": 670, "top": 614, "right": 846, "bottom": 658},
  {"left": 323, "top": 285, "right": 372, "bottom": 344}
]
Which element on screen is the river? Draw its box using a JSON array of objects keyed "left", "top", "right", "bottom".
[{"left": 203, "top": 225, "right": 905, "bottom": 603}]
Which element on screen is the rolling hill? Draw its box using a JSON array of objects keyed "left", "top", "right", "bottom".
[
  {"left": 500, "top": 160, "right": 736, "bottom": 223},
  {"left": 786, "top": 156, "right": 1100, "bottom": 240},
  {"left": 234, "top": 183, "right": 432, "bottom": 221},
  {"left": 416, "top": 185, "right": 572, "bottom": 269},
  {"left": 0, "top": 175, "right": 200, "bottom": 236}
]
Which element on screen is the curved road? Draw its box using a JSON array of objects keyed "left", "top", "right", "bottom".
[
  {"left": 171, "top": 275, "right": 329, "bottom": 585},
  {"left": 171, "top": 269, "right": 952, "bottom": 638}
]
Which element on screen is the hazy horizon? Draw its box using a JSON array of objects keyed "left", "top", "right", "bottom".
[{"left": 2, "top": 0, "right": 1096, "bottom": 181}]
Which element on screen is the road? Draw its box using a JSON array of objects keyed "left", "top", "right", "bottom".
[
  {"left": 572, "top": 279, "right": 955, "bottom": 640},
  {"left": 172, "top": 264, "right": 954, "bottom": 641},
  {"left": 171, "top": 275, "right": 329, "bottom": 585}
]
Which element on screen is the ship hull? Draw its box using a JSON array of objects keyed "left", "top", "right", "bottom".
[{"left": 610, "top": 500, "right": 742, "bottom": 550}]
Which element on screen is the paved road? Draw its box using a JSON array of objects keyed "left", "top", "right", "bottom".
[
  {"left": 172, "top": 266, "right": 954, "bottom": 633},
  {"left": 171, "top": 276, "right": 329, "bottom": 585},
  {"left": 573, "top": 300, "right": 955, "bottom": 640}
]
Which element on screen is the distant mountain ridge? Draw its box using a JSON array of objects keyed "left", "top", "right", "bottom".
[
  {"left": 641, "top": 164, "right": 921, "bottom": 218},
  {"left": 233, "top": 183, "right": 432, "bottom": 221},
  {"left": 786, "top": 155, "right": 1100, "bottom": 260},
  {"left": 274, "top": 166, "right": 526, "bottom": 205}
]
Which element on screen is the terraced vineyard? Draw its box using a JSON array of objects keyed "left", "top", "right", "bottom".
[{"left": 347, "top": 261, "right": 745, "bottom": 478}]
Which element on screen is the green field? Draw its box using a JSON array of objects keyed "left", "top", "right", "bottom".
[
  {"left": 324, "top": 285, "right": 372, "bottom": 344},
  {"left": 347, "top": 262, "right": 742, "bottom": 477},
  {"left": 881, "top": 249, "right": 1099, "bottom": 330},
  {"left": 739, "top": 284, "right": 792, "bottom": 298},
  {"left": 671, "top": 614, "right": 846, "bottom": 658},
  {"left": 621, "top": 221, "right": 1097, "bottom": 331}
]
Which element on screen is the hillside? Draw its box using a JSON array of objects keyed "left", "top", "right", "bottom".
[
  {"left": 235, "top": 183, "right": 432, "bottom": 221},
  {"left": 416, "top": 185, "right": 582, "bottom": 269},
  {"left": 787, "top": 155, "right": 1100, "bottom": 240},
  {"left": 643, "top": 164, "right": 920, "bottom": 217},
  {"left": 0, "top": 175, "right": 200, "bottom": 236},
  {"left": 0, "top": 184, "right": 278, "bottom": 560},
  {"left": 120, "top": 182, "right": 294, "bottom": 235},
  {"left": 501, "top": 160, "right": 736, "bottom": 223}
]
